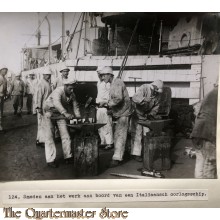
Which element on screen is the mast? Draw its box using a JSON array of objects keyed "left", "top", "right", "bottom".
[
  {"left": 62, "top": 12, "right": 65, "bottom": 59},
  {"left": 158, "top": 20, "right": 163, "bottom": 55},
  {"left": 45, "top": 16, "right": 52, "bottom": 64},
  {"left": 37, "top": 12, "right": 41, "bottom": 46},
  {"left": 84, "top": 12, "right": 87, "bottom": 55}
]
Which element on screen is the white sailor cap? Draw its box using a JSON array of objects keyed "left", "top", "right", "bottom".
[
  {"left": 60, "top": 67, "right": 70, "bottom": 73},
  {"left": 99, "top": 66, "right": 113, "bottom": 75},
  {"left": 42, "top": 69, "right": 52, "bottom": 75},
  {"left": 151, "top": 80, "right": 164, "bottom": 93},
  {"left": 63, "top": 78, "right": 77, "bottom": 85},
  {"left": 15, "top": 72, "right": 22, "bottom": 77},
  {"left": 0, "top": 65, "right": 8, "bottom": 71},
  {"left": 96, "top": 66, "right": 105, "bottom": 73}
]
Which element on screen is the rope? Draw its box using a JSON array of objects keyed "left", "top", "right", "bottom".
[
  {"left": 69, "top": 13, "right": 76, "bottom": 32},
  {"left": 117, "top": 18, "right": 140, "bottom": 79},
  {"left": 66, "top": 13, "right": 83, "bottom": 52},
  {"left": 148, "top": 19, "right": 157, "bottom": 57}
]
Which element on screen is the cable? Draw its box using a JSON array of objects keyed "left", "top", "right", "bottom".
[
  {"left": 69, "top": 12, "right": 76, "bottom": 32},
  {"left": 75, "top": 13, "right": 85, "bottom": 59},
  {"left": 66, "top": 13, "right": 83, "bottom": 54},
  {"left": 118, "top": 18, "right": 140, "bottom": 79},
  {"left": 51, "top": 36, "right": 62, "bottom": 45},
  {"left": 148, "top": 19, "right": 157, "bottom": 57}
]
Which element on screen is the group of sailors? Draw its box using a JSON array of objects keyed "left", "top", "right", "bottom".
[
  {"left": 0, "top": 64, "right": 164, "bottom": 169},
  {"left": 0, "top": 64, "right": 217, "bottom": 178},
  {"left": 95, "top": 66, "right": 163, "bottom": 167},
  {"left": 34, "top": 65, "right": 164, "bottom": 169}
]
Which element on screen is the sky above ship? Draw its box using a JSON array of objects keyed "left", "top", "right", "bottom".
[{"left": 0, "top": 12, "right": 81, "bottom": 73}]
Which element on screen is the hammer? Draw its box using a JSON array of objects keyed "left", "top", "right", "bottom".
[{"left": 84, "top": 97, "right": 93, "bottom": 123}]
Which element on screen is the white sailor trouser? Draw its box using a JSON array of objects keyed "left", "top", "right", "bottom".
[
  {"left": 0, "top": 96, "right": 4, "bottom": 130},
  {"left": 112, "top": 116, "right": 129, "bottom": 161},
  {"left": 37, "top": 112, "right": 46, "bottom": 143},
  {"left": 97, "top": 107, "right": 113, "bottom": 145},
  {"left": 195, "top": 140, "right": 217, "bottom": 179},
  {"left": 44, "top": 112, "right": 72, "bottom": 163},
  {"left": 32, "top": 93, "right": 37, "bottom": 114},
  {"left": 130, "top": 116, "right": 143, "bottom": 156},
  {"left": 130, "top": 115, "right": 150, "bottom": 156}
]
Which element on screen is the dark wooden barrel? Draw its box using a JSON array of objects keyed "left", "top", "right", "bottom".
[{"left": 143, "top": 134, "right": 171, "bottom": 171}]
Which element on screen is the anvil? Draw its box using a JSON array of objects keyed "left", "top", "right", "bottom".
[{"left": 138, "top": 119, "right": 173, "bottom": 135}]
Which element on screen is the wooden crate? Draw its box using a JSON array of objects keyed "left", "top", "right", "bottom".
[{"left": 143, "top": 135, "right": 171, "bottom": 171}]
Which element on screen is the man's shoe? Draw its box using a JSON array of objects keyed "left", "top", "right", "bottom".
[
  {"left": 132, "top": 155, "right": 143, "bottom": 162},
  {"left": 40, "top": 143, "right": 45, "bottom": 148},
  {"left": 0, "top": 126, "right": 4, "bottom": 134},
  {"left": 27, "top": 111, "right": 32, "bottom": 115},
  {"left": 47, "top": 161, "right": 58, "bottom": 168},
  {"left": 14, "top": 111, "right": 17, "bottom": 115},
  {"left": 36, "top": 141, "right": 45, "bottom": 148},
  {"left": 109, "top": 160, "right": 122, "bottom": 168},
  {"left": 65, "top": 157, "right": 74, "bottom": 164}
]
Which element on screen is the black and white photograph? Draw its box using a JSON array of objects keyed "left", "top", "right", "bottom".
[{"left": 0, "top": 12, "right": 218, "bottom": 181}]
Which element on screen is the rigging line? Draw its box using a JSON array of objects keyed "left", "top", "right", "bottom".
[
  {"left": 75, "top": 13, "right": 85, "bottom": 59},
  {"left": 69, "top": 12, "right": 77, "bottom": 32},
  {"left": 148, "top": 18, "right": 157, "bottom": 57},
  {"left": 51, "top": 36, "right": 62, "bottom": 45},
  {"left": 118, "top": 18, "right": 140, "bottom": 79},
  {"left": 66, "top": 12, "right": 83, "bottom": 52},
  {"left": 23, "top": 12, "right": 50, "bottom": 48}
]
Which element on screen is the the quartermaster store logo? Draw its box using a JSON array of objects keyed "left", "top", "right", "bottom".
[{"left": 3, "top": 207, "right": 129, "bottom": 219}]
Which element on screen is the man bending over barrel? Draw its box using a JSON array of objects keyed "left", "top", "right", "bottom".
[
  {"left": 43, "top": 79, "right": 81, "bottom": 168},
  {"left": 130, "top": 80, "right": 164, "bottom": 162}
]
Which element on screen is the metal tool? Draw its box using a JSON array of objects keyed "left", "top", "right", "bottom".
[
  {"left": 67, "top": 123, "right": 105, "bottom": 131},
  {"left": 85, "top": 97, "right": 93, "bottom": 109},
  {"left": 140, "top": 169, "right": 165, "bottom": 178},
  {"left": 50, "top": 115, "right": 67, "bottom": 120},
  {"left": 84, "top": 96, "right": 94, "bottom": 123},
  {"left": 138, "top": 119, "right": 173, "bottom": 135}
]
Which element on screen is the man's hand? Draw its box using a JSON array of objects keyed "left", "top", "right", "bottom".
[
  {"left": 147, "top": 113, "right": 161, "bottom": 120},
  {"left": 99, "top": 101, "right": 108, "bottom": 108},
  {"left": 141, "top": 97, "right": 152, "bottom": 104},
  {"left": 63, "top": 112, "right": 74, "bottom": 120},
  {"left": 74, "top": 116, "right": 82, "bottom": 123},
  {"left": 77, "top": 118, "right": 83, "bottom": 124}
]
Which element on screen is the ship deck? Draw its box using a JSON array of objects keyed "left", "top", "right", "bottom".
[{"left": 0, "top": 98, "right": 195, "bottom": 181}]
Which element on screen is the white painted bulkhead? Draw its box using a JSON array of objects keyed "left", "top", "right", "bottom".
[{"left": 22, "top": 55, "right": 220, "bottom": 105}]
